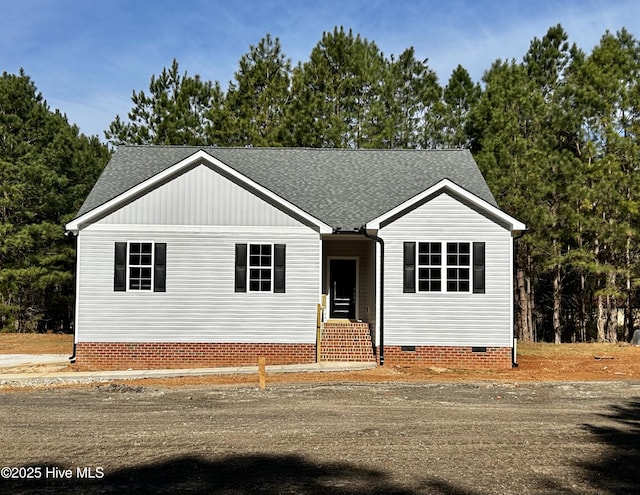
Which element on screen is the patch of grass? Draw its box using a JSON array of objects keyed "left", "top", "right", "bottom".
[
  {"left": 0, "top": 333, "right": 73, "bottom": 354},
  {"left": 1, "top": 333, "right": 637, "bottom": 363},
  {"left": 518, "top": 341, "right": 635, "bottom": 358}
]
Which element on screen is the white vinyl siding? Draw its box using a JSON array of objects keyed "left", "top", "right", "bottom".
[
  {"left": 76, "top": 225, "right": 319, "bottom": 343},
  {"left": 381, "top": 192, "right": 513, "bottom": 347},
  {"left": 75, "top": 162, "right": 321, "bottom": 343}
]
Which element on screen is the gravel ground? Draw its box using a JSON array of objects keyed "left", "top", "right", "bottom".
[{"left": 1, "top": 380, "right": 639, "bottom": 494}]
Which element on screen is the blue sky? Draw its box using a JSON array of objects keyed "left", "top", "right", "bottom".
[{"left": 3, "top": 0, "right": 640, "bottom": 140}]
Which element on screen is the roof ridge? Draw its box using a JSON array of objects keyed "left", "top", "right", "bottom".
[{"left": 118, "top": 144, "right": 470, "bottom": 152}]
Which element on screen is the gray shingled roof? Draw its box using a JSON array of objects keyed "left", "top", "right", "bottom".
[{"left": 76, "top": 146, "right": 497, "bottom": 231}]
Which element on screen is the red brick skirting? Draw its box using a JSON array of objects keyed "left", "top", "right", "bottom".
[
  {"left": 382, "top": 345, "right": 513, "bottom": 369},
  {"left": 76, "top": 342, "right": 512, "bottom": 370},
  {"left": 75, "top": 342, "right": 315, "bottom": 370}
]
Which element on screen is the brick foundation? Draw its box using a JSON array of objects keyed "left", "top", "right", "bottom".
[
  {"left": 75, "top": 342, "right": 316, "bottom": 370},
  {"left": 381, "top": 345, "right": 513, "bottom": 369},
  {"left": 320, "top": 321, "right": 377, "bottom": 362},
  {"left": 75, "top": 341, "right": 513, "bottom": 370}
]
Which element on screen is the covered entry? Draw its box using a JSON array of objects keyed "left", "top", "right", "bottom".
[
  {"left": 322, "top": 235, "right": 376, "bottom": 325},
  {"left": 320, "top": 235, "right": 377, "bottom": 362}
]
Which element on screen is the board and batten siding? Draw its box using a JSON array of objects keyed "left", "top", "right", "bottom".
[
  {"left": 380, "top": 192, "right": 513, "bottom": 347},
  {"left": 99, "top": 164, "right": 304, "bottom": 227},
  {"left": 76, "top": 164, "right": 320, "bottom": 344}
]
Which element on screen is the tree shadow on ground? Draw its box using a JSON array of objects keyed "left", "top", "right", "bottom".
[
  {"left": 4, "top": 453, "right": 480, "bottom": 495},
  {"left": 10, "top": 400, "right": 640, "bottom": 495},
  {"left": 579, "top": 399, "right": 640, "bottom": 494}
]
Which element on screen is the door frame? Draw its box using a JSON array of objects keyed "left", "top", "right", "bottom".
[{"left": 326, "top": 256, "right": 359, "bottom": 320}]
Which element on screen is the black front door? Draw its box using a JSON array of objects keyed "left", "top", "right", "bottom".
[{"left": 330, "top": 259, "right": 356, "bottom": 319}]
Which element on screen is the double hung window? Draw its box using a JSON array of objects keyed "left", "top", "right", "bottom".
[
  {"left": 128, "top": 242, "right": 153, "bottom": 290},
  {"left": 446, "top": 242, "right": 470, "bottom": 292},
  {"left": 404, "top": 241, "right": 484, "bottom": 294},
  {"left": 114, "top": 242, "right": 166, "bottom": 292},
  {"left": 249, "top": 244, "right": 273, "bottom": 292},
  {"left": 417, "top": 242, "right": 442, "bottom": 292},
  {"left": 235, "top": 243, "right": 286, "bottom": 293}
]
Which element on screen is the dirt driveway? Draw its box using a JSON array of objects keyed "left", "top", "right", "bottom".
[{"left": 1, "top": 380, "right": 639, "bottom": 495}]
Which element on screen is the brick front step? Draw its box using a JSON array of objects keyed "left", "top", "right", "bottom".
[{"left": 320, "top": 321, "right": 376, "bottom": 362}]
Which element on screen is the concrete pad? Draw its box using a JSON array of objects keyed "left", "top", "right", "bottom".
[
  {"left": 0, "top": 354, "right": 69, "bottom": 368},
  {"left": 0, "top": 361, "right": 377, "bottom": 384}
]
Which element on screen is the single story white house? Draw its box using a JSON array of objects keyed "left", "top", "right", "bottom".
[{"left": 65, "top": 147, "right": 525, "bottom": 370}]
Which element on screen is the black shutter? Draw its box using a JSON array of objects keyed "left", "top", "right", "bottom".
[
  {"left": 114, "top": 242, "right": 127, "bottom": 291},
  {"left": 235, "top": 244, "right": 247, "bottom": 292},
  {"left": 403, "top": 242, "right": 416, "bottom": 293},
  {"left": 274, "top": 244, "right": 286, "bottom": 293},
  {"left": 473, "top": 242, "right": 485, "bottom": 294},
  {"left": 154, "top": 243, "right": 167, "bottom": 292}
]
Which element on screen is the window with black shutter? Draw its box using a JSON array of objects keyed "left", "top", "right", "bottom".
[
  {"left": 406, "top": 241, "right": 484, "bottom": 294},
  {"left": 236, "top": 243, "right": 286, "bottom": 293},
  {"left": 129, "top": 242, "right": 153, "bottom": 290},
  {"left": 113, "top": 242, "right": 167, "bottom": 292}
]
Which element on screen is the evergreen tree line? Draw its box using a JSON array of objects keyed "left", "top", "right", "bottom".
[
  {"left": 3, "top": 25, "right": 640, "bottom": 342},
  {"left": 0, "top": 70, "right": 110, "bottom": 331}
]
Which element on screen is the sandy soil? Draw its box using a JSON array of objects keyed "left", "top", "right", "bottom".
[
  {"left": 2, "top": 336, "right": 640, "bottom": 388},
  {"left": 2, "top": 336, "right": 639, "bottom": 494},
  {"left": 1, "top": 380, "right": 638, "bottom": 495}
]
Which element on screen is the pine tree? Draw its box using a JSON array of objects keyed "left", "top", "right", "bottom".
[
  {"left": 224, "top": 35, "right": 292, "bottom": 146},
  {"left": 0, "top": 70, "right": 109, "bottom": 331},
  {"left": 470, "top": 25, "right": 586, "bottom": 343},
  {"left": 286, "top": 27, "right": 386, "bottom": 148},
  {"left": 571, "top": 29, "right": 640, "bottom": 342},
  {"left": 442, "top": 65, "right": 480, "bottom": 148},
  {"left": 470, "top": 58, "right": 545, "bottom": 341},
  {"left": 105, "top": 59, "right": 226, "bottom": 146},
  {"left": 375, "top": 48, "right": 441, "bottom": 148}
]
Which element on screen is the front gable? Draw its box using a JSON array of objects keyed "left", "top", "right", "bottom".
[
  {"left": 66, "top": 150, "right": 332, "bottom": 234},
  {"left": 94, "top": 163, "right": 306, "bottom": 228},
  {"left": 367, "top": 179, "right": 525, "bottom": 234},
  {"left": 379, "top": 184, "right": 520, "bottom": 348}
]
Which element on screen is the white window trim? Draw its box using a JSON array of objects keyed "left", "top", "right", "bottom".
[
  {"left": 417, "top": 242, "right": 442, "bottom": 292},
  {"left": 247, "top": 243, "right": 274, "bottom": 293},
  {"left": 445, "top": 242, "right": 471, "bottom": 293},
  {"left": 416, "top": 241, "right": 472, "bottom": 294},
  {"left": 127, "top": 240, "right": 154, "bottom": 292}
]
